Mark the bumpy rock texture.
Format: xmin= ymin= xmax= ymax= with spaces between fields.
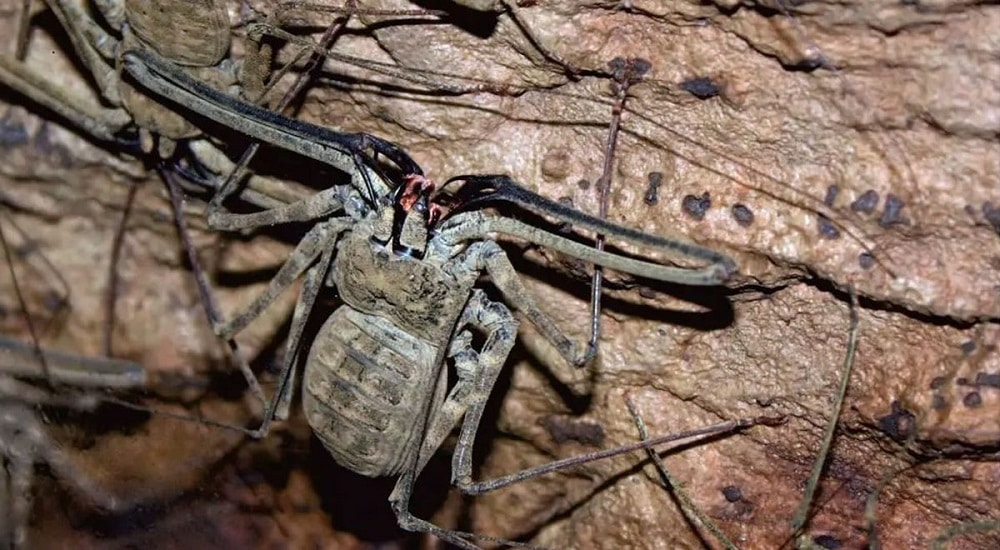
xmin=1 ymin=0 xmax=998 ymax=548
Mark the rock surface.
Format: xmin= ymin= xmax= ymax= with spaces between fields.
xmin=1 ymin=1 xmax=998 ymax=548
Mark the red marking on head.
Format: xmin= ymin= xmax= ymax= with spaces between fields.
xmin=397 ymin=174 xmax=452 ymax=227
xmin=428 ymin=204 xmax=443 ymax=227
xmin=399 ymin=174 xmax=436 ymax=212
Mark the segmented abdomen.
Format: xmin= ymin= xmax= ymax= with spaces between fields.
xmin=303 ymin=307 xmax=446 ymax=478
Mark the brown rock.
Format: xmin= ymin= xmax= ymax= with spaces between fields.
xmin=1 ymin=1 xmax=998 ymax=549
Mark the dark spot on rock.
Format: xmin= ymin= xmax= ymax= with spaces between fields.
xmin=850 ymin=190 xmax=879 ymax=214
xmin=812 ymin=534 xmax=842 ymax=549
xmin=818 ymin=215 xmax=841 ymax=239
xmin=644 ymin=172 xmax=663 ymax=205
xmin=823 ymin=185 xmax=839 ymax=207
xmin=877 ymin=401 xmax=916 ymax=441
xmin=960 ymin=340 xmax=977 ymax=355
xmin=975 ymin=372 xmax=1000 ymax=388
xmin=929 ymin=376 xmax=947 ymax=390
xmin=858 ymin=252 xmax=875 ymax=269
xmin=931 ymin=394 xmax=947 ymax=410
xmin=982 ymin=202 xmax=1000 ymax=235
xmin=0 ymin=112 xmax=29 ymax=148
xmin=607 ymin=57 xmax=651 ymax=80
xmin=372 ymin=105 xmax=395 ymax=124
xmin=956 ymin=377 xmax=969 ymax=386
xmin=632 ymin=58 xmax=653 ymax=76
xmin=540 ymin=416 xmax=605 ymax=447
xmin=152 ymin=209 xmax=171 ymax=224
xmin=680 ymin=77 xmax=720 ymax=99
xmin=963 ymin=391 xmax=982 ymax=408
xmin=721 ymin=485 xmax=742 ymax=502
xmin=577 ymin=179 xmax=590 ymax=190
xmin=785 ymin=56 xmax=825 ymax=72
xmin=41 ymin=290 xmax=67 ymax=314
xmin=31 ymin=123 xmax=74 ymax=167
xmin=731 ymin=204 xmax=754 ymax=227
xmin=681 ymin=192 xmax=711 ymax=221
xmin=608 ymin=58 xmax=651 ymax=94
xmin=879 ymin=194 xmax=908 ymax=227
xmin=12 ymin=240 xmax=36 ymax=260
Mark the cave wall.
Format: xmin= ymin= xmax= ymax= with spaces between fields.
xmin=1 ymin=1 xmax=998 ymax=548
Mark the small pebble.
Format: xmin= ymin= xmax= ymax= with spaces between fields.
xmin=850 ymin=190 xmax=879 ymax=214
xmin=681 ymin=192 xmax=711 ymax=221
xmin=0 ymin=116 xmax=29 ymax=147
xmin=731 ymin=204 xmax=754 ymax=227
xmin=680 ymin=77 xmax=720 ymax=99
xmin=879 ymin=193 xmax=907 ymax=227
xmin=818 ymin=215 xmax=840 ymax=239
xmin=963 ymin=391 xmax=982 ymax=408
xmin=643 ymin=172 xmax=663 ymax=205
xmin=823 ymin=184 xmax=839 ymax=207
xmin=975 ymin=372 xmax=1000 ymax=388
xmin=982 ymin=202 xmax=1000 ymax=235
xmin=960 ymin=340 xmax=976 ymax=355
xmin=42 ymin=291 xmax=67 ymax=314
xmin=813 ymin=534 xmax=842 ymax=550
xmin=877 ymin=401 xmax=915 ymax=441
xmin=721 ymin=485 xmax=743 ymax=502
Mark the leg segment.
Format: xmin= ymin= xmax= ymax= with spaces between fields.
xmin=461 ymin=240 xmax=592 ymax=377
xmin=389 ymin=289 xmax=518 ymax=549
xmin=42 ymin=0 xmax=121 ymax=102
xmin=200 ymin=215 xmax=350 ymax=433
xmin=269 ymin=245 xmax=337 ymax=423
xmin=212 ymin=217 xmax=351 ymax=339
xmin=206 ymin=186 xmax=347 ymax=231
xmin=0 ymin=54 xmax=130 ymax=141
xmin=0 ymin=451 xmax=9 ymax=547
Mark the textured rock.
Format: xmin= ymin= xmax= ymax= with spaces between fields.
xmin=1 ymin=1 xmax=998 ymax=549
